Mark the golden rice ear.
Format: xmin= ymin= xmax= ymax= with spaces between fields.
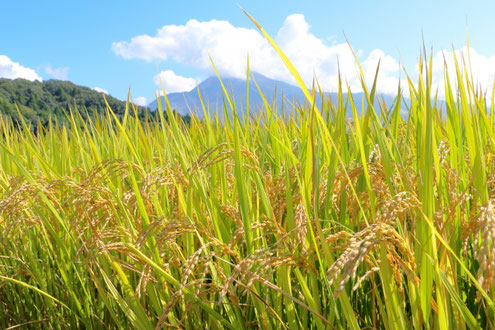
xmin=326 ymin=222 xmax=418 ymax=297
xmin=471 ymin=200 xmax=495 ymax=299
xmin=294 ymin=203 xmax=308 ymax=250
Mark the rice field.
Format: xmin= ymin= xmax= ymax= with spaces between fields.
xmin=1 ymin=16 xmax=495 ymax=329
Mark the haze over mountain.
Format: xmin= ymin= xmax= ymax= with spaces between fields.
xmin=149 ymin=72 xmax=398 ymax=117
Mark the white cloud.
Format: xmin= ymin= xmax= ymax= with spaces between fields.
xmin=428 ymin=47 xmax=495 ymax=99
xmin=132 ymin=96 xmax=147 ymax=106
xmin=92 ymin=86 xmax=108 ymax=94
xmin=154 ymin=70 xmax=198 ymax=93
xmin=0 ymin=55 xmax=42 ymax=81
xmin=45 ymin=65 xmax=70 ymax=80
xmin=112 ymin=15 xmax=401 ymax=94
xmin=113 ymin=15 xmax=495 ymax=98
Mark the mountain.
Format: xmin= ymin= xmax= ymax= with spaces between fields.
xmin=0 ymin=78 xmax=154 ymax=129
xmin=149 ymin=72 xmax=398 ymax=118
xmin=149 ymin=72 xmax=310 ymax=117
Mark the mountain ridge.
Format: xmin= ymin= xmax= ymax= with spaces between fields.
xmin=149 ymin=72 xmax=397 ymax=117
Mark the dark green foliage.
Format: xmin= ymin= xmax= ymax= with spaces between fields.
xmin=0 ymin=78 xmax=154 ymax=129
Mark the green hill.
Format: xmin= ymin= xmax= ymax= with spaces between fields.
xmin=0 ymin=78 xmax=153 ymax=129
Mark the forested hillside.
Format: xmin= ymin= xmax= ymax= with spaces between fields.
xmin=0 ymin=78 xmax=153 ymax=128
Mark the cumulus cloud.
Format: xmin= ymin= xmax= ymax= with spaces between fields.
xmin=428 ymin=47 xmax=495 ymax=99
xmin=154 ymin=70 xmax=199 ymax=93
xmin=112 ymin=14 xmax=400 ymax=94
xmin=132 ymin=97 xmax=147 ymax=106
xmin=113 ymin=14 xmax=495 ymax=97
xmin=45 ymin=65 xmax=70 ymax=80
xmin=92 ymin=86 xmax=108 ymax=94
xmin=0 ymin=55 xmax=42 ymax=81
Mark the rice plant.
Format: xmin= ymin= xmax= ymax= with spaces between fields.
xmin=1 ymin=13 xmax=495 ymax=329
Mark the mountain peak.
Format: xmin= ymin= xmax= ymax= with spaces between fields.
xmin=149 ymin=73 xmax=305 ymax=116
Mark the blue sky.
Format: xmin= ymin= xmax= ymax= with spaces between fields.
xmin=1 ymin=0 xmax=495 ymax=105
